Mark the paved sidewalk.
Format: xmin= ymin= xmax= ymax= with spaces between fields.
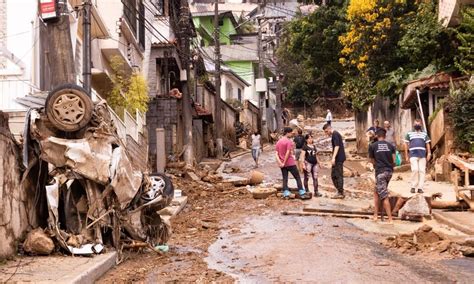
xmin=0 ymin=252 xmax=117 ymax=283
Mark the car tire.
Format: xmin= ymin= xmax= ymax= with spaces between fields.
xmin=45 ymin=84 xmax=93 ymax=132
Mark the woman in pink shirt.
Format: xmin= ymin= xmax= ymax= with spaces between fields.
xmin=275 ymin=127 xmax=308 ymax=199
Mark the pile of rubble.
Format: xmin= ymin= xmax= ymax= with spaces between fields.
xmin=385 ymin=225 xmax=474 ymax=257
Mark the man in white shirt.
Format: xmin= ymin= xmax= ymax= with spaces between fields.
xmin=326 ymin=109 xmax=332 ymax=126
xmin=251 ymin=131 xmax=262 ymax=168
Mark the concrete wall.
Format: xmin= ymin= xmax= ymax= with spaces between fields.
xmin=241 ymin=99 xmax=259 ymax=133
xmin=355 ymin=95 xmax=412 ymax=154
xmin=221 ymin=72 xmax=246 ymax=103
xmin=126 ymin=132 xmax=148 ymax=172
xmin=222 ymin=101 xmax=238 ymax=148
xmin=0 ymin=112 xmax=36 ymax=260
xmin=225 ymin=61 xmax=257 ymax=105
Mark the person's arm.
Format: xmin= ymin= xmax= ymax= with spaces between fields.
xmin=300 ymin=149 xmax=306 ymax=163
xmin=426 ymin=142 xmax=432 ymax=161
xmin=283 ymin=147 xmax=291 ymax=166
xmin=332 ymin=146 xmax=339 ymax=166
xmin=392 ymin=153 xmax=396 ymax=167
xmin=404 ymin=133 xmax=410 ymax=162
xmin=275 ymin=151 xmax=283 ymax=167
xmin=368 ymin=145 xmax=375 ymax=165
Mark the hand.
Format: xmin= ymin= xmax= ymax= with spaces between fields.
xmin=331 ymin=158 xmax=336 ymax=166
xmin=278 ymin=161 xmax=284 ymax=168
xmin=427 ymin=153 xmax=432 ymax=161
xmin=405 ymin=155 xmax=409 ymax=162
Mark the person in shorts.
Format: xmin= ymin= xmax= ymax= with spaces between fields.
xmin=293 ymin=128 xmax=305 ymax=172
xmin=251 ymin=131 xmax=261 ymax=168
xmin=368 ymin=128 xmax=396 ymax=224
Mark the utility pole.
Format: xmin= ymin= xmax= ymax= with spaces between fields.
xmin=180 ymin=0 xmax=194 ymax=166
xmin=257 ymin=0 xmax=268 ymax=140
xmin=39 ymin=0 xmax=76 ymax=90
xmin=83 ymin=0 xmax=92 ymax=95
xmin=214 ymin=0 xmax=223 ymax=158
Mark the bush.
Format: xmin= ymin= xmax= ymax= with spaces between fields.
xmin=445 ymin=84 xmax=474 ymax=153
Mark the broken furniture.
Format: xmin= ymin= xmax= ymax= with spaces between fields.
xmin=448 ymin=154 xmax=474 ymax=211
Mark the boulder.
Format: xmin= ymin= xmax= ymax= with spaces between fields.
xmin=252 ymin=187 xmax=277 ymax=199
xmin=23 ymin=228 xmax=55 ymax=255
xmin=399 ymin=194 xmax=431 ymax=221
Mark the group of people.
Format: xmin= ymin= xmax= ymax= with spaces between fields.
xmin=272 ymin=123 xmax=346 ymax=200
xmin=252 ymin=111 xmax=432 ymax=224
xmin=367 ymin=118 xmax=431 ymax=223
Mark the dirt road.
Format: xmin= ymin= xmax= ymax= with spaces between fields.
xmin=99 ymin=121 xmax=474 ymax=283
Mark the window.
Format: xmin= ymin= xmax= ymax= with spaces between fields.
xmin=226 ymin=82 xmax=233 ymax=100
xmin=237 ymin=88 xmax=242 ymax=102
xmin=138 ymin=0 xmax=145 ymax=49
xmin=150 ymin=0 xmax=164 ymax=15
xmin=124 ymin=0 xmax=137 ymax=37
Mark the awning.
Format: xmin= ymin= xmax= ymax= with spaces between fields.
xmin=401 ymin=73 xmax=469 ymax=109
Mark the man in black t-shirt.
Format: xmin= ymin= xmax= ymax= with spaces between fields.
xmin=323 ymin=123 xmax=346 ymax=199
xmin=368 ymin=129 xmax=396 ymax=224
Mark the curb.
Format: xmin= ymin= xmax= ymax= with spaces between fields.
xmin=432 ymin=212 xmax=474 ymax=235
xmin=70 ymin=252 xmax=118 ymax=284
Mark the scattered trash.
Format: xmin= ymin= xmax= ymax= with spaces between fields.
xmin=154 ymin=244 xmax=170 ymax=253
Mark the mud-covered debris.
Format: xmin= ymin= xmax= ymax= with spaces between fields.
xmin=23 ymin=228 xmax=55 ymax=255
xmin=252 ymin=187 xmax=277 ymax=199
xmin=249 ymin=170 xmax=264 ymax=185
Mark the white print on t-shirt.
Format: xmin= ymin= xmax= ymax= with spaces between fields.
xmin=376 ymin=143 xmax=391 ymax=153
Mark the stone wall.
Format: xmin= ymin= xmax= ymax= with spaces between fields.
xmin=0 ymin=111 xmax=35 ymax=260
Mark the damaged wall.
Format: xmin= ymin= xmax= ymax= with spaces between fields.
xmin=147 ymin=97 xmax=182 ymax=171
xmin=0 ymin=112 xmax=36 ymax=260
xmin=355 ymin=95 xmax=412 ymax=154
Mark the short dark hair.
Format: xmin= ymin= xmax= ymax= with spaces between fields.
xmin=376 ymin=128 xmax=386 ymax=138
xmin=305 ymin=134 xmax=312 ymax=141
xmin=323 ymin=123 xmax=331 ymax=130
xmin=297 ymin=129 xmax=303 ymax=135
xmin=283 ymin=127 xmax=293 ymax=134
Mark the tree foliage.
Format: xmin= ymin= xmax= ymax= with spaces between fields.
xmin=445 ymin=85 xmax=474 ymax=153
xmin=108 ymin=56 xmax=149 ymax=118
xmin=277 ymin=4 xmax=347 ymax=104
xmin=338 ymin=0 xmax=458 ymax=110
xmin=455 ymin=7 xmax=474 ymax=75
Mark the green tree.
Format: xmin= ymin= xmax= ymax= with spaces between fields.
xmin=277 ymin=4 xmax=347 ymax=104
xmin=455 ymin=7 xmax=474 ymax=75
xmin=108 ymin=56 xmax=149 ymax=117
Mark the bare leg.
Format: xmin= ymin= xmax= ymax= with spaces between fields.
xmin=391 ymin=197 xmax=406 ymax=216
xmin=383 ymin=198 xmax=393 ymax=223
xmin=373 ymin=190 xmax=379 ymax=221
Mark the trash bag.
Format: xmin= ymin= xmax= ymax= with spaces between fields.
xmin=395 ymin=150 xmax=402 ymax=167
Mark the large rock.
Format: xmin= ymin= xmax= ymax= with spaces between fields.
xmin=399 ymin=194 xmax=430 ymax=220
xmin=23 ymin=228 xmax=55 ymax=255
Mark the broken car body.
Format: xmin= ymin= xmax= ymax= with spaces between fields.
xmin=22 ymin=84 xmax=173 ymax=257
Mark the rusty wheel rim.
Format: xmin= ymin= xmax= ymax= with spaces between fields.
xmin=51 ymin=93 xmax=86 ymax=125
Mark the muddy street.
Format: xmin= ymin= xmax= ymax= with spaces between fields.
xmin=99 ymin=122 xmax=474 ymax=283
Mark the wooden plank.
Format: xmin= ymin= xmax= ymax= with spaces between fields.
xmin=282 ymin=211 xmax=401 ymax=220
xmin=448 ymin=154 xmax=474 ymax=171
xmin=303 ymin=207 xmax=373 ymax=216
xmin=429 ymin=108 xmax=445 ymax=148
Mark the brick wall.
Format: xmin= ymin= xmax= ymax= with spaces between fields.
xmin=126 ymin=132 xmax=148 ymax=173
xmin=147 ymin=97 xmax=181 ymax=171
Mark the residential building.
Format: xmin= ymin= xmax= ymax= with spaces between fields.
xmin=439 ymin=0 xmax=474 ymax=27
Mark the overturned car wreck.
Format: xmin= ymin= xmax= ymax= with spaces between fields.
xmin=21 ymin=84 xmax=173 ymax=257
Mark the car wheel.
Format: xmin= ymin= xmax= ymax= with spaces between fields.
xmin=45 ymin=84 xmax=93 ymax=132
xmin=142 ymin=173 xmax=174 ymax=206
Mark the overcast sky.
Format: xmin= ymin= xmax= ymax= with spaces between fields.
xmin=5 ymin=0 xmax=37 ymax=75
